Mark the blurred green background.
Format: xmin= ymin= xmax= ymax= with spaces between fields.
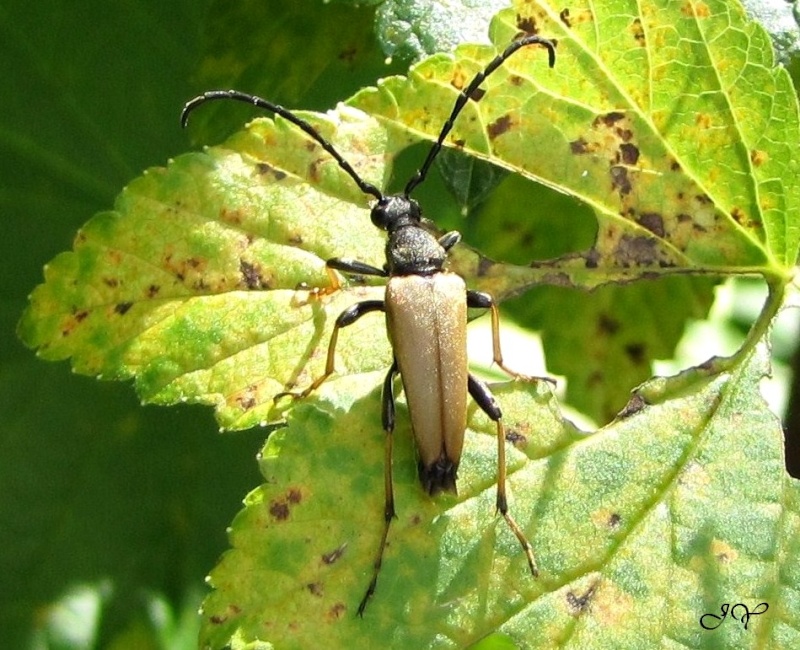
xmin=3 ymin=0 xmax=799 ymax=647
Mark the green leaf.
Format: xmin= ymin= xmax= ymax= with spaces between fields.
xmin=201 ymin=341 xmax=796 ymax=648
xmin=375 ymin=0 xmax=511 ymax=59
xmin=354 ymin=2 xmax=800 ymax=275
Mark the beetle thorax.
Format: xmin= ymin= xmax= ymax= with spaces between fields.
xmin=385 ymin=225 xmax=446 ymax=276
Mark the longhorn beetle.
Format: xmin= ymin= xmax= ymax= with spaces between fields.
xmin=182 ymin=34 xmax=556 ymax=615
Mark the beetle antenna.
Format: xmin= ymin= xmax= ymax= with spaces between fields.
xmin=404 ymin=34 xmax=556 ymax=197
xmin=181 ymin=90 xmax=384 ymax=201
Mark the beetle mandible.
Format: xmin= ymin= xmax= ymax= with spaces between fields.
xmin=182 ymin=34 xmax=556 ymax=614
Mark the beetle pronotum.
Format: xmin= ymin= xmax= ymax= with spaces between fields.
xmin=182 ymin=34 xmax=556 ymax=614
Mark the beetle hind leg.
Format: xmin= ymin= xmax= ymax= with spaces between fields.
xmin=466 ymin=290 xmax=555 ymax=385
xmin=357 ymin=359 xmax=399 ymax=616
xmin=468 ymin=374 xmax=539 ymax=577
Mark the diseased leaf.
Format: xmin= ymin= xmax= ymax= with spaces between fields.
xmin=201 ymin=341 xmax=794 ymax=649
xmin=354 ymin=2 xmax=800 ymax=275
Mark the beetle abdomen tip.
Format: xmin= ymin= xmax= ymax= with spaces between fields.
xmin=419 ymin=458 xmax=459 ymax=495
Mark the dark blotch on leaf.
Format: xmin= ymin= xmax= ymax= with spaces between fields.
xmin=598 ymin=313 xmax=620 ymax=335
xmin=567 ymin=584 xmax=597 ymax=614
xmin=115 ymin=302 xmax=133 ymax=315
xmin=595 ymin=112 xmax=626 ymax=127
xmin=631 ymin=18 xmax=645 ymax=44
xmin=74 ymin=310 xmax=89 ymax=322
xmin=637 ymin=212 xmax=665 ymax=238
xmin=619 ymin=142 xmax=640 ymax=165
xmin=269 ymin=501 xmax=290 ymax=521
xmin=505 ymin=429 xmax=528 ymax=447
xmin=570 ymin=138 xmax=591 ymax=155
xmin=307 ymin=582 xmax=324 ymax=597
xmin=240 ymin=260 xmax=265 ymax=289
xmin=560 ymin=8 xmax=571 ymax=26
xmin=328 ymin=603 xmax=346 ymax=620
xmin=610 ymin=166 xmax=632 ymax=195
xmin=615 ymin=235 xmax=658 ymax=266
xmin=625 ymin=343 xmax=646 ymax=364
xmin=608 ymin=513 xmax=622 ymax=528
xmin=147 ymin=284 xmax=160 ymax=298
xmin=488 ymin=115 xmax=513 ymax=139
xmin=516 ymin=15 xmax=538 ymax=34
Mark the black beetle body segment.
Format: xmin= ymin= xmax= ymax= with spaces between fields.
xmin=181 ymin=32 xmax=556 ymax=616
xmin=386 ymin=272 xmax=468 ymax=495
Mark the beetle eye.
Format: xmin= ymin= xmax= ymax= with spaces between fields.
xmin=370 ymin=198 xmax=391 ymax=230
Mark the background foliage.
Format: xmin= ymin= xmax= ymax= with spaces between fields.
xmin=3 ymin=0 xmax=800 ymax=648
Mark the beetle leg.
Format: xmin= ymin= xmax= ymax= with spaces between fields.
xmin=275 ymin=299 xmax=385 ymax=400
xmin=468 ymin=373 xmax=539 ymax=577
xmin=437 ymin=230 xmax=461 ymax=252
xmin=466 ymin=290 xmax=554 ymax=384
xmin=357 ymin=359 xmax=399 ymax=616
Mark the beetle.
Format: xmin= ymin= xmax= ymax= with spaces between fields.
xmin=181 ymin=34 xmax=556 ymax=614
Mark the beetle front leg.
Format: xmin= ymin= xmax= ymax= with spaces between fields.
xmin=357 ymin=358 xmax=399 ymax=617
xmin=466 ymin=290 xmax=554 ymax=384
xmin=275 ymin=299 xmax=385 ymax=400
xmin=468 ymin=374 xmax=539 ymax=578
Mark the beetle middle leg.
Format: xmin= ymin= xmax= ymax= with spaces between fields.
xmin=467 ymin=290 xmax=554 ymax=384
xmin=357 ymin=358 xmax=399 ymax=616
xmin=468 ymin=374 xmax=539 ymax=577
xmin=276 ymin=299 xmax=385 ymax=400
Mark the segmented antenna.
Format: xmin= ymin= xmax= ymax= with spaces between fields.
xmin=181 ymin=90 xmax=384 ymax=201
xmin=181 ymin=34 xmax=555 ymax=203
xmin=404 ymin=34 xmax=556 ymax=196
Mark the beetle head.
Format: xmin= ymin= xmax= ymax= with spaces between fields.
xmin=371 ymin=195 xmax=421 ymax=233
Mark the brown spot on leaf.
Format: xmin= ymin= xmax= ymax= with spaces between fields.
xmin=619 ymin=143 xmax=640 ymax=165
xmin=559 ymin=8 xmax=571 ymax=26
xmin=567 ymin=583 xmax=598 ymax=614
xmin=240 ymin=260 xmax=265 ymax=289
xmin=695 ymin=113 xmax=713 ymax=129
xmin=750 ymin=150 xmax=768 ymax=166
xmin=637 ymin=212 xmax=665 ymax=237
xmin=625 ymin=343 xmax=646 ymax=364
xmin=488 ymin=115 xmax=513 ymax=139
xmin=615 ymin=234 xmax=659 ymax=266
xmin=610 ymin=166 xmax=632 ymax=195
xmin=608 ymin=513 xmax=622 ymax=528
xmin=516 ymin=15 xmax=538 ymax=34
xmin=74 ymin=310 xmax=89 ymax=323
xmin=595 ymin=112 xmax=626 ymax=128
xmin=103 ymin=277 xmax=119 ymax=288
xmin=631 ymin=18 xmax=645 ymax=45
xmin=598 ymin=313 xmax=620 ymax=335
xmin=327 ymin=603 xmax=346 ymax=621
xmin=508 ymin=74 xmax=523 ymax=86
xmin=269 ymin=501 xmax=290 ymax=520
xmin=147 ymin=284 xmax=160 ymax=298
xmin=570 ymin=138 xmax=593 ymax=155
xmin=307 ymin=582 xmax=324 ymax=597
xmin=115 ymin=302 xmax=133 ymax=315
xmin=505 ymin=429 xmax=528 ymax=448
